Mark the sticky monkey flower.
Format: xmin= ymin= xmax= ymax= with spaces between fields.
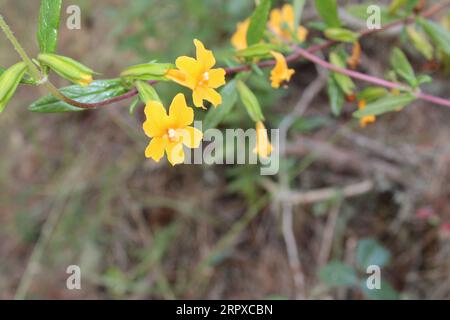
xmin=254 ymin=121 xmax=273 ymax=158
xmin=166 ymin=39 xmax=226 ymax=108
xmin=231 ymin=19 xmax=250 ymax=50
xmin=358 ymin=100 xmax=376 ymax=128
xmin=143 ymin=93 xmax=203 ymax=166
xmin=270 ymin=51 xmax=295 ymax=89
xmin=268 ymin=4 xmax=308 ymax=42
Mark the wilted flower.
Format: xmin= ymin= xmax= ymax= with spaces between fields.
xmin=270 ymin=51 xmax=295 ymax=89
xmin=358 ymin=100 xmax=376 ymax=128
xmin=254 ymin=121 xmax=273 ymax=158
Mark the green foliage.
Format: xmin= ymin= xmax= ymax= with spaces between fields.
xmin=356 ymin=238 xmax=391 ymax=269
xmin=356 ymin=87 xmax=389 ymax=102
xmin=135 ymin=80 xmax=161 ymax=104
xmin=359 ymin=280 xmax=399 ymax=300
xmin=203 ymin=80 xmax=238 ymax=130
xmin=235 ymin=43 xmax=280 ymax=58
xmin=390 ymin=48 xmax=417 ymax=87
xmin=29 ymin=80 xmax=128 ymax=113
xmin=329 ymin=52 xmax=355 ymax=95
xmin=293 ymin=0 xmax=306 ymax=27
xmin=0 ymin=62 xmax=28 ymax=112
xmin=406 ymin=27 xmax=434 ymax=61
xmin=236 ymin=80 xmax=264 ymax=122
xmin=120 ymin=62 xmax=174 ymax=81
xmin=324 ymin=28 xmax=359 ymax=43
xmin=37 ymin=0 xmax=62 ymax=55
xmin=246 ymin=0 xmax=272 ymax=46
xmin=419 ymin=19 xmax=450 ymax=56
xmin=319 ymin=261 xmax=358 ymax=287
xmin=314 ymin=0 xmax=341 ymax=28
xmin=327 ymin=76 xmax=344 ymax=116
xmin=353 ymin=94 xmax=416 ymax=118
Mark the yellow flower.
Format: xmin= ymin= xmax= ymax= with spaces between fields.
xmin=231 ymin=19 xmax=250 ymax=50
xmin=143 ymin=93 xmax=203 ymax=166
xmin=358 ymin=100 xmax=376 ymax=128
xmin=254 ymin=121 xmax=273 ymax=158
xmin=268 ymin=4 xmax=308 ymax=42
xmin=166 ymin=39 xmax=226 ymax=108
xmin=270 ymin=51 xmax=295 ymax=89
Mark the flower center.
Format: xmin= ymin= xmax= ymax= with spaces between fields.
xmin=167 ymin=128 xmax=177 ymax=142
xmin=198 ymin=72 xmax=210 ymax=86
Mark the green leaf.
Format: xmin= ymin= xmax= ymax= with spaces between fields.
xmin=406 ymin=26 xmax=434 ymax=61
xmin=329 ymin=52 xmax=355 ymax=95
xmin=293 ymin=0 xmax=306 ymax=27
xmin=0 ymin=66 xmax=35 ymax=85
xmin=356 ymin=238 xmax=391 ymax=270
xmin=37 ymin=0 xmax=62 ymax=54
xmin=236 ymin=80 xmax=264 ymax=122
xmin=327 ymin=76 xmax=345 ymax=116
xmin=128 ymin=97 xmax=140 ymax=115
xmin=120 ymin=62 xmax=174 ymax=81
xmin=353 ymin=94 xmax=416 ymax=118
xmin=359 ymin=280 xmax=399 ymax=300
xmin=419 ymin=19 xmax=450 ymax=56
xmin=203 ymin=80 xmax=238 ymax=130
xmin=356 ymin=87 xmax=388 ymax=102
xmin=388 ymin=0 xmax=407 ymax=14
xmin=29 ymin=79 xmax=128 ymax=113
xmin=319 ymin=261 xmax=358 ymax=287
xmin=247 ymin=0 xmax=272 ymax=46
xmin=314 ymin=0 xmax=341 ymax=28
xmin=235 ymin=43 xmax=280 ymax=58
xmin=135 ymin=80 xmax=160 ymax=103
xmin=324 ymin=28 xmax=359 ymax=43
xmin=390 ymin=48 xmax=417 ymax=87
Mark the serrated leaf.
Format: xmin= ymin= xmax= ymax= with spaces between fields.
xmin=314 ymin=0 xmax=341 ymax=28
xmin=37 ymin=0 xmax=62 ymax=54
xmin=236 ymin=80 xmax=264 ymax=122
xmin=203 ymin=80 xmax=238 ymax=130
xmin=419 ymin=19 xmax=450 ymax=56
xmin=353 ymin=94 xmax=416 ymax=118
xmin=319 ymin=261 xmax=358 ymax=287
xmin=29 ymin=80 xmax=128 ymax=113
xmin=390 ymin=48 xmax=417 ymax=87
xmin=247 ymin=0 xmax=272 ymax=46
xmin=359 ymin=280 xmax=399 ymax=300
xmin=327 ymin=76 xmax=345 ymax=116
xmin=356 ymin=238 xmax=391 ymax=270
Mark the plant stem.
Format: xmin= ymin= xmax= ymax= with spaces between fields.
xmin=0 ymin=15 xmax=42 ymax=80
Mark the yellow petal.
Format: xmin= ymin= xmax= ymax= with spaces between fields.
xmin=281 ymin=4 xmax=295 ymax=30
xmin=297 ymin=26 xmax=308 ymax=42
xmin=360 ymin=115 xmax=376 ymax=128
xmin=193 ymin=87 xmax=222 ymax=108
xmin=168 ymin=93 xmax=194 ymax=128
xmin=179 ymin=126 xmax=203 ymax=148
xmin=165 ymin=141 xmax=185 ymax=166
xmin=143 ymin=100 xmax=169 ymax=138
xmin=253 ymin=121 xmax=273 ymax=158
xmin=207 ymin=68 xmax=226 ymax=88
xmin=194 ymin=39 xmax=216 ymax=70
xmin=269 ymin=8 xmax=282 ymax=33
xmin=166 ymin=69 xmax=188 ymax=86
xmin=231 ymin=19 xmax=250 ymax=51
xmin=175 ymin=56 xmax=202 ymax=88
xmin=145 ymin=136 xmax=166 ymax=162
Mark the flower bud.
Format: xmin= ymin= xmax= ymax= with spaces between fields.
xmin=38 ymin=53 xmax=94 ymax=87
xmin=135 ymin=80 xmax=160 ymax=104
xmin=0 ymin=62 xmax=27 ymax=112
xmin=120 ymin=63 xmax=174 ymax=81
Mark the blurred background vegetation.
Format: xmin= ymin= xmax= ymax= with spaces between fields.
xmin=0 ymin=0 xmax=449 ymax=299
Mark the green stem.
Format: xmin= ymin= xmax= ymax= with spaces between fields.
xmin=0 ymin=14 xmax=42 ymax=81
